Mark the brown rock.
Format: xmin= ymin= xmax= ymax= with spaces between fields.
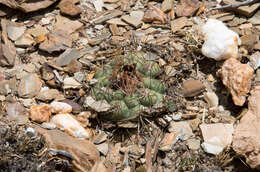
xmin=54 ymin=15 xmax=83 ymax=34
xmin=0 ymin=0 xmax=58 ymax=13
xmin=36 ymin=89 xmax=60 ymax=102
xmin=0 ymin=19 xmax=16 ymax=67
xmin=240 ymin=34 xmax=259 ymax=46
xmin=143 ymin=5 xmax=167 ymax=24
xmin=39 ymin=30 xmax=72 ymax=53
xmin=91 ymin=10 xmax=123 ymax=24
xmin=162 ymin=0 xmax=174 ymax=12
xmin=170 ymin=17 xmax=192 ymax=33
xmin=36 ymin=128 xmax=100 ymax=171
xmin=222 ymin=0 xmax=260 ymax=17
xmin=29 ymin=105 xmax=52 ymax=123
xmin=233 ymin=84 xmax=260 ymax=169
xmin=18 ymin=73 xmax=42 ymax=98
xmin=175 ymin=0 xmax=200 ymax=17
xmin=159 ymin=132 xmax=178 ymax=151
xmin=218 ymin=58 xmax=254 ymax=106
xmin=59 ymin=0 xmax=81 ymax=17
xmin=181 ymin=79 xmax=205 ymax=97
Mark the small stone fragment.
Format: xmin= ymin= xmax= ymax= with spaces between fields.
xmin=18 ymin=73 xmax=42 ymax=98
xmin=63 ymin=77 xmax=82 ymax=89
xmin=41 ymin=122 xmax=56 ymax=130
xmin=168 ymin=121 xmax=194 ymax=140
xmin=181 ymin=79 xmax=205 ymax=97
xmin=121 ymin=11 xmax=144 ymax=28
xmin=170 ymin=17 xmax=192 ymax=33
xmin=143 ymin=5 xmax=167 ymax=24
xmin=6 ymin=102 xmax=28 ymax=124
xmin=36 ymin=89 xmax=60 ymax=102
xmin=218 ymin=58 xmax=254 ymax=106
xmin=159 ymin=132 xmax=178 ymax=151
xmin=240 ymin=34 xmax=259 ymax=46
xmin=187 ymin=138 xmax=200 ymax=150
xmin=50 ymin=113 xmax=91 ymax=139
xmin=50 ymin=101 xmax=72 ymax=114
xmin=96 ymin=143 xmax=109 ymax=155
xmin=39 ymin=30 xmax=72 ymax=53
xmin=0 ymin=78 xmax=16 ymax=95
xmin=249 ymin=52 xmax=260 ymax=70
xmin=84 ymin=96 xmax=111 ymax=112
xmin=55 ymin=48 xmax=81 ymax=67
xmin=14 ymin=33 xmax=35 ymax=48
xmin=162 ymin=0 xmax=173 ymax=12
xmin=59 ymin=0 xmax=81 ymax=17
xmin=204 ymin=92 xmax=219 ymax=107
xmin=201 ymin=19 xmax=241 ymax=61
xmin=175 ymin=0 xmax=200 ymax=17
xmin=200 ymin=123 xmax=234 ymax=155
xmin=7 ymin=25 xmax=26 ymax=41
xmin=29 ymin=105 xmax=52 ymax=123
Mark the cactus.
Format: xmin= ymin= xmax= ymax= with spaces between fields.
xmin=90 ymin=51 xmax=168 ymax=121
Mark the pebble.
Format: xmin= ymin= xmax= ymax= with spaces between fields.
xmin=204 ymin=92 xmax=219 ymax=107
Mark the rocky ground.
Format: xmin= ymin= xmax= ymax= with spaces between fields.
xmin=0 ymin=0 xmax=260 ymax=171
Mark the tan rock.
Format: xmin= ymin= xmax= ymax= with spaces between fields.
xmin=218 ymin=58 xmax=254 ymax=106
xmin=36 ymin=128 xmax=99 ymax=171
xmin=159 ymin=132 xmax=178 ymax=151
xmin=175 ymin=0 xmax=200 ymax=17
xmin=50 ymin=101 xmax=72 ymax=114
xmin=50 ymin=113 xmax=91 ymax=139
xmin=18 ymin=73 xmax=42 ymax=98
xmin=59 ymin=0 xmax=81 ymax=17
xmin=36 ymin=89 xmax=60 ymax=102
xmin=233 ymin=84 xmax=260 ymax=169
xmin=143 ymin=5 xmax=167 ymax=24
xmin=170 ymin=17 xmax=192 ymax=33
xmin=29 ymin=105 xmax=52 ymax=123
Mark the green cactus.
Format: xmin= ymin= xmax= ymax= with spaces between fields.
xmin=90 ymin=51 xmax=169 ymax=121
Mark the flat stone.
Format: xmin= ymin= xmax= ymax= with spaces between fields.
xmin=240 ymin=34 xmax=259 ymax=46
xmin=63 ymin=77 xmax=82 ymax=89
xmin=162 ymin=0 xmax=174 ymax=12
xmin=96 ymin=143 xmax=109 ymax=155
xmin=55 ymin=48 xmax=81 ymax=67
xmin=222 ymin=0 xmax=260 ymax=17
xmin=7 ymin=25 xmax=26 ymax=41
xmin=36 ymin=89 xmax=60 ymax=102
xmin=249 ymin=10 xmax=260 ymax=25
xmin=0 ymin=78 xmax=16 ymax=95
xmin=121 ymin=11 xmax=144 ymax=28
xmin=175 ymin=0 xmax=200 ymax=17
xmin=84 ymin=96 xmax=111 ymax=112
xmin=249 ymin=52 xmax=260 ymax=70
xmin=18 ymin=73 xmax=42 ymax=98
xmin=159 ymin=132 xmax=178 ymax=151
xmin=168 ymin=121 xmax=194 ymax=140
xmin=143 ymin=5 xmax=167 ymax=24
xmin=0 ymin=19 xmax=16 ymax=67
xmin=54 ymin=15 xmax=83 ymax=34
xmin=14 ymin=33 xmax=35 ymax=48
xmin=187 ymin=138 xmax=200 ymax=150
xmin=233 ymin=84 xmax=260 ymax=169
xmin=91 ymin=10 xmax=123 ymax=24
xmin=6 ymin=102 xmax=28 ymax=124
xmin=181 ymin=79 xmax=205 ymax=97
xmin=29 ymin=105 xmax=52 ymax=123
xmin=106 ymin=18 xmax=128 ymax=26
xmin=170 ymin=17 xmax=192 ymax=33
xmin=200 ymin=123 xmax=234 ymax=155
xmin=59 ymin=0 xmax=81 ymax=17
xmin=27 ymin=25 xmax=49 ymax=37
xmin=39 ymin=30 xmax=72 ymax=53
xmin=36 ymin=128 xmax=99 ymax=170
xmin=50 ymin=113 xmax=91 ymax=139
xmin=218 ymin=58 xmax=254 ymax=106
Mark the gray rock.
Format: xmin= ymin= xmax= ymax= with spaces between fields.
xmin=55 ymin=48 xmax=81 ymax=67
xmin=18 ymin=73 xmax=42 ymax=98
xmin=7 ymin=25 xmax=26 ymax=41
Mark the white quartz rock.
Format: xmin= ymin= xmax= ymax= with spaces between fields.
xmin=201 ymin=19 xmax=241 ymax=61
